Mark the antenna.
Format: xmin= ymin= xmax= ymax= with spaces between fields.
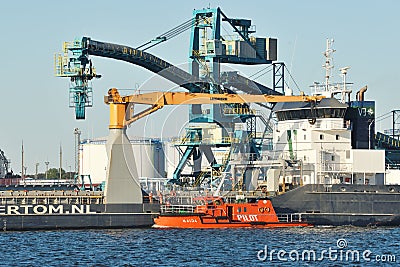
xmin=21 ymin=140 xmax=24 ymax=180
xmin=339 ymin=66 xmax=351 ymax=103
xmin=59 ymin=144 xmax=62 ymax=180
xmin=340 ymin=66 xmax=350 ymax=89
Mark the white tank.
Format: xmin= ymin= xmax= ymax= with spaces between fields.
xmin=80 ymin=137 xmax=165 ymax=185
xmin=131 ymin=139 xmax=165 ymax=178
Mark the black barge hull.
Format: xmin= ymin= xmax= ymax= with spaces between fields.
xmin=0 ymin=213 xmax=154 ymax=231
xmin=271 ymin=184 xmax=400 ymax=226
xmin=0 ymin=202 xmax=159 ymax=231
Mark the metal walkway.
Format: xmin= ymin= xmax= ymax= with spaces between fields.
xmin=375 ymin=132 xmax=400 ymax=150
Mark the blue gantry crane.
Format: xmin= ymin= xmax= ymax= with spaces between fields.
xmin=55 ymin=39 xmax=101 ymax=119
xmin=174 ymin=7 xmax=282 ymax=186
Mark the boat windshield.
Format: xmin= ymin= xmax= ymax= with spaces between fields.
xmin=193 ymin=197 xmax=224 ymax=206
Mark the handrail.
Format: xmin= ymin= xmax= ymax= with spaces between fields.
xmin=161 ymin=204 xmax=196 ymax=213
xmin=277 ymin=213 xmax=303 ymax=222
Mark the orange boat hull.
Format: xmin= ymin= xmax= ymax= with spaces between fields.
xmin=153 ymin=214 xmax=311 ymax=228
xmin=154 ymin=197 xmax=312 ymax=228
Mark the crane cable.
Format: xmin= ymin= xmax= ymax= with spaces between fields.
xmin=136 ymin=17 xmax=196 ymax=51
xmin=252 ymin=68 xmax=272 ymax=81
xmin=248 ymin=65 xmax=272 ymax=79
xmin=159 ymin=18 xmax=195 ymax=39
xmin=284 ymin=65 xmax=301 ymax=93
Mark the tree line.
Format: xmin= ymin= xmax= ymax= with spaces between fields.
xmin=26 ymin=168 xmax=76 ymax=179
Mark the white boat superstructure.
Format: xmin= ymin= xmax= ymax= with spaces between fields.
xmin=272 ymin=99 xmax=385 ymax=188
xmin=266 ymin=38 xmax=385 ymax=192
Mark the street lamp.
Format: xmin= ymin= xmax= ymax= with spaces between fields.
xmin=368 ymin=119 xmax=375 ymax=150
xmin=35 ymin=163 xmax=39 ymax=179
xmin=45 ymin=161 xmax=49 ymax=179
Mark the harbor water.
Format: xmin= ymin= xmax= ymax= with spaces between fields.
xmin=0 ymin=227 xmax=398 ymax=266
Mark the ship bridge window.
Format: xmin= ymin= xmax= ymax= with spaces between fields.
xmin=336 ymin=135 xmax=340 ymax=140
xmin=276 ymin=108 xmax=346 ymax=121
xmin=318 ymin=108 xmax=347 ymax=119
xmin=320 ymin=134 xmax=324 ymax=140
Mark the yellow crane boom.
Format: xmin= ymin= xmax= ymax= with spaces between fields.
xmin=105 ymin=88 xmax=325 ymax=129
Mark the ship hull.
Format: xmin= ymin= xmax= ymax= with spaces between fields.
xmin=271 ymin=184 xmax=400 ymax=226
xmin=0 ymin=213 xmax=154 ymax=231
xmin=0 ymin=203 xmax=159 ymax=231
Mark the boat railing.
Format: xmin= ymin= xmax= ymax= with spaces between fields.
xmin=277 ymin=213 xmax=303 ymax=223
xmin=161 ymin=204 xmax=196 ymax=214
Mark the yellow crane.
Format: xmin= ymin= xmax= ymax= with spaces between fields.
xmin=105 ymin=88 xmax=325 ymax=129
xmin=103 ymin=88 xmax=324 ymax=205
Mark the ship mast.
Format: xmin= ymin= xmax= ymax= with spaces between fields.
xmin=316 ymin=38 xmax=352 ymax=103
xmin=21 ymin=140 xmax=24 ymax=180
xmin=323 ymin=38 xmax=335 ymax=92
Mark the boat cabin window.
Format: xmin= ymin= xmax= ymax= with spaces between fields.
xmin=243 ymin=207 xmax=247 ymax=212
xmin=320 ymin=134 xmax=324 ymax=140
xmin=195 ymin=199 xmax=206 ymax=205
xmin=237 ymin=207 xmax=241 ymax=213
xmin=194 ymin=197 xmax=225 ymax=206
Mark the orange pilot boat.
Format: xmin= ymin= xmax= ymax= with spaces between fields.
xmin=153 ymin=196 xmax=312 ymax=228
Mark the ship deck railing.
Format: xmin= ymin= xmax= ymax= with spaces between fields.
xmin=161 ymin=204 xmax=196 ymax=214
xmin=277 ymin=213 xmax=304 ymax=223
xmin=0 ymin=191 xmax=104 ymax=205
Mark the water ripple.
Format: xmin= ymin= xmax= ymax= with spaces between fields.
xmin=0 ymin=227 xmax=398 ymax=266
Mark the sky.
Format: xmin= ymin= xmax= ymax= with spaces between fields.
xmin=0 ymin=0 xmax=399 ymax=175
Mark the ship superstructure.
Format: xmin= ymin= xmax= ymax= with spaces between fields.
xmin=268 ymin=40 xmax=384 ymax=192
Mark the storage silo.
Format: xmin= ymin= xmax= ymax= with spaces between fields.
xmin=80 ymin=137 xmax=165 ymax=185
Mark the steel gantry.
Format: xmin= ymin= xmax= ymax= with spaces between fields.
xmin=55 ymin=7 xmax=302 ymax=194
